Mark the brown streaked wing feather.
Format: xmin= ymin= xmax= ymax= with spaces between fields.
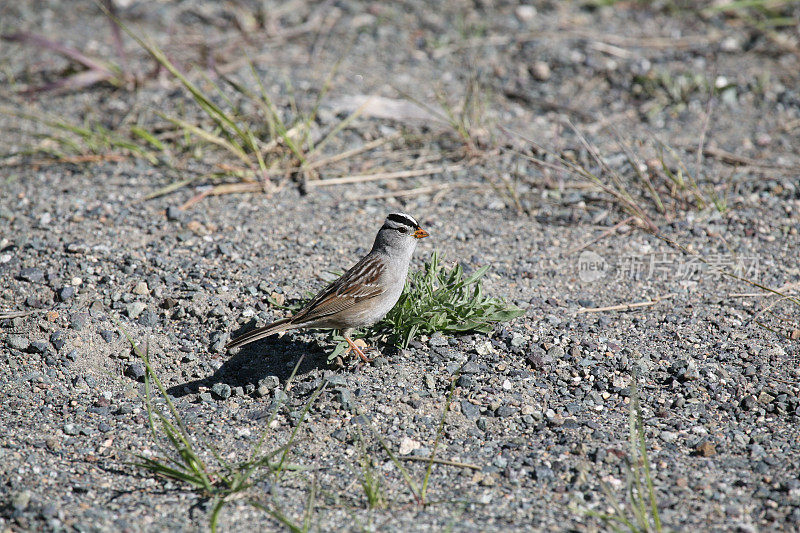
xmin=291 ymin=255 xmax=386 ymax=325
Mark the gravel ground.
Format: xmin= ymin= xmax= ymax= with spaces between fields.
xmin=2 ymin=1 xmax=800 ymax=532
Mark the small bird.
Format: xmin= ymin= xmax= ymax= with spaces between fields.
xmin=225 ymin=213 xmax=429 ymax=361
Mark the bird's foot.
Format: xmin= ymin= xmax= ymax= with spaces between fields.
xmin=343 ymin=337 xmax=373 ymax=363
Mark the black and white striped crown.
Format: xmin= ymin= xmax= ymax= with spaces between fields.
xmin=384 ymin=212 xmax=419 ymax=230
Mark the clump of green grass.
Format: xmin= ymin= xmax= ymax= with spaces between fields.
xmin=354 ymin=429 xmax=387 ymax=509
xmin=119 ymin=326 xmax=323 ymax=532
xmin=582 ymin=374 xmax=662 ymax=533
xmin=0 ymin=106 xmax=164 ymax=164
xmin=377 ymin=251 xmax=525 ymax=349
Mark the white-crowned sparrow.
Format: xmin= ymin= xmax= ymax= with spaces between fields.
xmin=225 ymin=213 xmax=429 ymax=361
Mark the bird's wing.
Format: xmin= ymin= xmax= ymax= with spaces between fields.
xmin=291 ymin=254 xmax=386 ymax=324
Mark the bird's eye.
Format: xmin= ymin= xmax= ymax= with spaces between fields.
xmin=398 ymin=226 xmax=409 ymax=233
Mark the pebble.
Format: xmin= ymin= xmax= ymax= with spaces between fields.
xmin=124 ymin=363 xmax=146 ymax=381
xmin=495 ymin=406 xmax=518 ymax=417
xmin=132 ymin=281 xmax=149 ymax=295
xmin=29 ymin=340 xmax=48 ymax=353
xmin=166 ymin=206 xmax=183 ymax=221
xmin=546 ymin=346 xmax=564 ymax=359
xmin=70 ymin=313 xmax=88 ymax=331
xmin=50 ymin=331 xmax=65 ymax=351
xmin=58 ymin=286 xmax=75 ymax=301
xmin=19 ymin=267 xmax=44 ymax=283
xmin=515 ymin=5 xmax=536 ymax=22
xmin=7 ymin=335 xmax=30 ymax=351
xmin=126 ymin=302 xmax=147 ymax=319
xmin=335 ymin=388 xmax=353 ymax=410
xmin=531 ymin=61 xmax=551 ymax=81
xmin=660 ymin=431 xmax=678 ymax=444
xmin=12 ymin=490 xmax=32 ymax=511
xmin=399 ymin=437 xmax=421 ymax=455
xmin=211 ymin=383 xmax=232 ymax=400
xmin=461 ymin=400 xmax=481 ymax=420
xmin=138 ymin=310 xmax=159 ymax=327
xmin=695 ymin=442 xmax=717 ymax=457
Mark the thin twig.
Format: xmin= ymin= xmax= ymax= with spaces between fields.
xmin=306 ymin=164 xmax=463 ymax=188
xmin=576 ymin=294 xmax=676 ymax=314
xmin=0 ymin=310 xmax=36 ymax=320
xmin=351 ymin=182 xmax=484 ymax=201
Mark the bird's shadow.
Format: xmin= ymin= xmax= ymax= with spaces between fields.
xmin=167 ymin=327 xmax=330 ymax=398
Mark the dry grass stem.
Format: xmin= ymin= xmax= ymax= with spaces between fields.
xmin=576 ymin=294 xmax=676 ymax=314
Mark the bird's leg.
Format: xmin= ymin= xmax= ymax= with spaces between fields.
xmin=343 ymin=335 xmax=372 ymax=363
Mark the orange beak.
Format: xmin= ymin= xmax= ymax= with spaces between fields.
xmin=413 ymin=227 xmax=429 ymax=239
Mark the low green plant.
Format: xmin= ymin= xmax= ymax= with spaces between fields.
xmin=118 ymin=326 xmax=323 ymax=532
xmin=355 ymin=429 xmax=387 ymax=509
xmin=376 ymin=250 xmax=524 ymax=350
xmin=583 ymin=374 xmax=662 ymax=533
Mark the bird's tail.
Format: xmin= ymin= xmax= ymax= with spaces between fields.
xmin=225 ymin=316 xmax=296 ymax=351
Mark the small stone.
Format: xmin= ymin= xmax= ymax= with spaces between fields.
xmin=761 ymin=345 xmax=786 ymax=357
xmin=461 ymin=362 xmax=480 ymax=374
xmin=70 ymin=312 xmax=88 ymax=331
xmin=210 ymin=332 xmax=229 ymax=353
xmin=138 ymin=310 xmax=158 ymax=327
xmin=515 ymin=5 xmax=537 ymax=22
xmin=58 ymin=286 xmax=75 ymax=301
xmin=12 ymin=490 xmax=32 ymax=511
xmin=547 ymin=345 xmax=564 ymax=360
xmin=98 ymin=422 xmax=112 ymax=433
xmin=758 ymin=391 xmax=775 ymax=404
xmin=335 ymin=388 xmax=353 ymax=410
xmin=695 ymin=441 xmax=717 ymax=457
xmin=457 ymin=375 xmax=475 ymax=388
xmin=29 ymin=340 xmax=48 ymax=353
xmin=495 ymin=406 xmax=518 ymax=418
xmin=399 ymin=437 xmax=421 ymax=455
xmin=126 ymin=302 xmax=147 ymax=319
xmin=531 ymin=61 xmax=551 ymax=81
xmin=660 ymin=431 xmax=678 ymax=444
xmin=510 ymin=334 xmax=527 ymax=347
xmin=44 ymin=335 xmax=62 ymax=357
xmin=259 ymin=375 xmax=280 ymax=389
xmin=461 ymin=400 xmax=481 ymax=420
xmin=166 ymin=206 xmax=183 ymax=221
xmin=683 ymin=359 xmax=700 ymax=380
xmin=199 ymin=392 xmax=214 ymax=403
xmin=428 ymin=333 xmax=448 ymax=347
xmin=7 ymin=335 xmax=30 ymax=351
xmin=19 ymin=267 xmax=44 ymax=283
xmin=211 ymin=383 xmax=232 ymax=400
xmin=132 ymin=281 xmax=149 ymax=296
xmin=99 ymin=329 xmax=115 ymax=343
xmin=331 ymin=429 xmax=348 ymax=442
xmin=533 ymin=465 xmax=555 ymax=482
xmin=273 ymin=389 xmax=289 ymax=406
xmin=63 ymin=423 xmax=80 ymax=436
xmin=65 ymin=242 xmax=88 ymax=254
xmin=124 ymin=362 xmax=146 ymax=381
xmin=740 ymin=395 xmax=757 ymax=411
